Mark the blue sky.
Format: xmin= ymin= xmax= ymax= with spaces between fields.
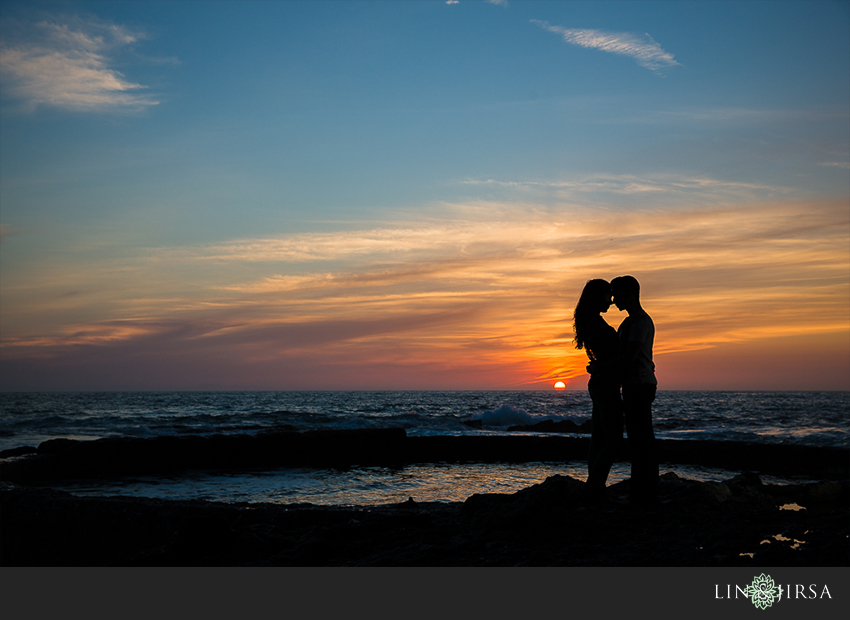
xmin=1 ymin=1 xmax=848 ymax=390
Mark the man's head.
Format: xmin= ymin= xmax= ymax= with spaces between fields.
xmin=611 ymin=275 xmax=640 ymax=311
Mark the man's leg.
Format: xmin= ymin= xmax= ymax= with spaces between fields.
xmin=622 ymin=383 xmax=658 ymax=503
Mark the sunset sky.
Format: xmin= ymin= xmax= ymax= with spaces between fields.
xmin=1 ymin=0 xmax=848 ymax=391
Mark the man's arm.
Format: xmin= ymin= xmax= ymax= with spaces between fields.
xmin=586 ymin=340 xmax=641 ymax=374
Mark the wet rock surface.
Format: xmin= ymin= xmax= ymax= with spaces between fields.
xmin=1 ymin=472 xmax=847 ymax=567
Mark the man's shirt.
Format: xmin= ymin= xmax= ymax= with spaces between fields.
xmin=618 ymin=309 xmax=657 ymax=385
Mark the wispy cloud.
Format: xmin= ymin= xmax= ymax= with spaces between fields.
xmin=531 ymin=20 xmax=680 ymax=73
xmin=0 ymin=17 xmax=159 ymax=112
xmin=460 ymin=173 xmax=786 ymax=205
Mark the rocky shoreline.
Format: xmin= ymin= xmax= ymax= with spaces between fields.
xmin=1 ymin=428 xmax=848 ymax=566
xmin=1 ymin=472 xmax=847 ymax=566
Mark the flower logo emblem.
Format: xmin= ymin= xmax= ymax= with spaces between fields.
xmin=750 ymin=573 xmax=779 ymax=610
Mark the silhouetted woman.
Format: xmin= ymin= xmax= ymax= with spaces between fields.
xmin=574 ymin=279 xmax=623 ymax=502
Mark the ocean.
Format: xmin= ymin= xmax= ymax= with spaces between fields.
xmin=1 ymin=390 xmax=847 ymax=505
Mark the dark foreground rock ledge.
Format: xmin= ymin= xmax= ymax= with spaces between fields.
xmin=1 ymin=473 xmax=847 ymax=566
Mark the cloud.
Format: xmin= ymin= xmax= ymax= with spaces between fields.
xmin=460 ymin=173 xmax=786 ymax=206
xmin=531 ymin=20 xmax=680 ymax=73
xmin=0 ymin=17 xmax=159 ymax=112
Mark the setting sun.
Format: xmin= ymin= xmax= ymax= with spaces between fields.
xmin=554 ymin=381 xmax=566 ymax=390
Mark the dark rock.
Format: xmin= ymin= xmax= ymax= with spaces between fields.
xmin=170 ymin=515 xmax=239 ymax=562
xmin=1 ymin=429 xmax=847 ymax=486
xmin=463 ymin=474 xmax=586 ymax=530
xmin=725 ymin=471 xmax=763 ymax=491
xmin=0 ymin=427 xmax=410 ymax=484
xmin=37 ymin=438 xmax=80 ymax=454
xmin=0 ymin=446 xmax=37 ymax=459
xmin=1 ymin=474 xmax=848 ymax=566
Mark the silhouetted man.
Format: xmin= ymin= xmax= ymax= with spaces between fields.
xmin=588 ymin=275 xmax=658 ymax=505
xmin=611 ymin=275 xmax=658 ymax=505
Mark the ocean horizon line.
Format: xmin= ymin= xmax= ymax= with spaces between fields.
xmin=2 ymin=388 xmax=849 ymax=393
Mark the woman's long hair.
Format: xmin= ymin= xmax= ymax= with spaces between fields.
xmin=573 ymin=279 xmax=611 ymax=354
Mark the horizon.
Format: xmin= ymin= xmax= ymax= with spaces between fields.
xmin=1 ymin=0 xmax=848 ymax=392
xmin=2 ymin=387 xmax=848 ymax=394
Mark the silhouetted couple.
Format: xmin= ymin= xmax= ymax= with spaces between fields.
xmin=573 ymin=275 xmax=658 ymax=506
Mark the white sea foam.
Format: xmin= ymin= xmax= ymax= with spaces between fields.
xmin=479 ymin=404 xmax=535 ymax=427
